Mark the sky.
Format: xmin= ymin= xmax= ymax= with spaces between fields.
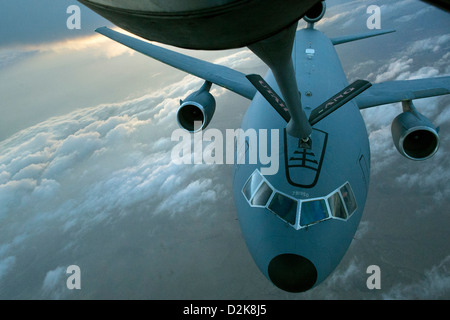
xmin=0 ymin=0 xmax=449 ymax=299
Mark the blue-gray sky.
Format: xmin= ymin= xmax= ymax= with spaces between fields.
xmin=0 ymin=0 xmax=449 ymax=300
xmin=0 ymin=0 xmax=110 ymax=48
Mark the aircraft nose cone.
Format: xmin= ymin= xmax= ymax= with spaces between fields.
xmin=268 ymin=254 xmax=317 ymax=292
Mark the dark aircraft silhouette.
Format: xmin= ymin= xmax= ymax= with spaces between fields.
xmin=78 ymin=0 xmax=322 ymax=49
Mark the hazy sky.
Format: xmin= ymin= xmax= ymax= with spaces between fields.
xmin=0 ymin=0 xmax=110 ymax=48
xmin=0 ymin=0 xmax=449 ymax=300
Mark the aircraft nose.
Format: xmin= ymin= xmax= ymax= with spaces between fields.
xmin=268 ymin=253 xmax=317 ymax=292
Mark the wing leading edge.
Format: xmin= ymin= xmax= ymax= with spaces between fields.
xmin=96 ymin=27 xmax=257 ymax=100
xmin=356 ymin=76 xmax=450 ymax=109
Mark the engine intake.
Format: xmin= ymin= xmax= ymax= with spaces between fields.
xmin=177 ymin=81 xmax=216 ymax=132
xmin=304 ymin=1 xmax=326 ymax=24
xmin=391 ymin=103 xmax=439 ymax=161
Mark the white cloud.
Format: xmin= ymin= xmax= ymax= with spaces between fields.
xmin=0 ymin=49 xmax=36 ymax=69
xmin=12 ymin=163 xmax=47 ymax=181
xmin=0 ymin=83 xmax=216 ymax=296
xmin=0 ymin=65 xmax=232 ymax=277
xmin=361 ymin=103 xmax=401 ymax=130
xmin=355 ymin=220 xmax=370 ymax=239
xmin=436 ymin=103 xmax=450 ymax=125
xmin=325 ymin=258 xmax=361 ymax=289
xmin=23 ymin=29 xmax=136 ymax=59
xmin=382 ymin=255 xmax=450 ymax=299
xmin=213 ymin=49 xmax=258 ymax=70
xmin=41 ymin=266 xmax=66 ymax=299
xmin=0 ymin=256 xmax=16 ymax=281
xmin=0 ymin=171 xmax=11 ymax=185
xmin=32 ymin=179 xmax=61 ymax=200
xmin=0 ymin=179 xmax=37 ymax=219
xmin=374 ymin=57 xmax=413 ymax=83
xmin=155 ymin=178 xmax=223 ymax=217
xmin=315 ymin=7 xmax=357 ymax=29
xmin=367 ymin=33 xmax=449 ymax=84
xmin=407 ymin=34 xmax=450 ymax=56
xmin=396 ymin=66 xmax=440 ymax=81
xmin=396 ymin=164 xmax=450 ymax=189
xmin=393 ymin=6 xmax=433 ymax=23
xmin=380 ymin=0 xmax=416 ymax=15
xmin=366 ymin=126 xmax=398 ymax=175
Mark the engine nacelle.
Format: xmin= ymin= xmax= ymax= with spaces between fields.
xmin=177 ymin=82 xmax=216 ymax=132
xmin=304 ymin=1 xmax=326 ymax=24
xmin=391 ymin=110 xmax=439 ymax=161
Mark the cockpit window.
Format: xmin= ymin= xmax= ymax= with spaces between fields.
xmin=300 ymin=200 xmax=328 ymax=226
xmin=251 ymin=182 xmax=272 ymax=207
xmin=242 ymin=169 xmax=358 ymax=230
xmin=327 ymin=192 xmax=346 ymax=219
xmin=243 ymin=171 xmax=263 ymax=201
xmin=340 ymin=183 xmax=357 ymax=216
xmin=268 ymin=193 xmax=297 ymax=225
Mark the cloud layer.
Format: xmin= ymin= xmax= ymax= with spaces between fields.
xmin=0 ymin=0 xmax=449 ymax=300
xmin=0 ymin=47 xmax=257 ymax=299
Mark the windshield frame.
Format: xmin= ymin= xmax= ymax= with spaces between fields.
xmin=242 ymin=169 xmax=358 ymax=230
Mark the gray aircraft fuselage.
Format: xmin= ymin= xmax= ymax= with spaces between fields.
xmin=232 ymin=26 xmax=370 ymax=292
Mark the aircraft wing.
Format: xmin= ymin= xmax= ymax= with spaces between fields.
xmin=356 ymin=76 xmax=450 ymax=109
xmin=96 ymin=27 xmax=257 ymax=100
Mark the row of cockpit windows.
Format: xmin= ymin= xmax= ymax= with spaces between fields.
xmin=242 ymin=170 xmax=357 ymax=229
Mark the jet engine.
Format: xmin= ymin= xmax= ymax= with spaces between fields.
xmin=304 ymin=1 xmax=326 ymax=24
xmin=177 ymin=81 xmax=216 ymax=132
xmin=391 ymin=101 xmax=439 ymax=160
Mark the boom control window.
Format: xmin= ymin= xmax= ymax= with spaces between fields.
xmin=242 ymin=169 xmax=358 ymax=230
xmin=300 ymin=200 xmax=328 ymax=226
xmin=268 ymin=193 xmax=297 ymax=225
xmin=327 ymin=193 xmax=346 ymax=219
xmin=251 ymin=182 xmax=272 ymax=207
xmin=340 ymin=183 xmax=357 ymax=216
xmin=243 ymin=171 xmax=262 ymax=201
